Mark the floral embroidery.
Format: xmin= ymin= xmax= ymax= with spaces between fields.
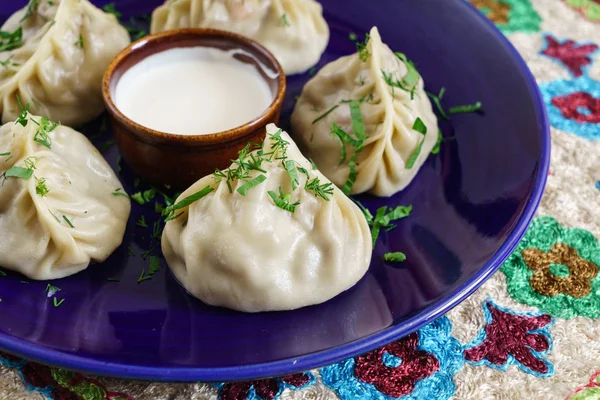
xmin=463 ymin=300 xmax=554 ymax=377
xmin=563 ymin=0 xmax=600 ymax=23
xmin=540 ymin=76 xmax=600 ymax=140
xmin=522 ymin=243 xmax=598 ymax=298
xmin=502 ymin=217 xmax=600 ymax=319
xmin=216 ymin=373 xmax=314 ymax=400
xmin=568 ymin=371 xmax=600 ymax=399
xmin=321 ymin=317 xmax=464 ymax=400
xmin=540 ymin=35 xmax=599 ymax=77
xmin=469 ymin=0 xmax=541 ymax=33
xmin=0 ymin=351 xmax=133 ymax=400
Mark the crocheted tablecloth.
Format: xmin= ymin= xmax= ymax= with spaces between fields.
xmin=2 ymin=0 xmax=600 ymax=399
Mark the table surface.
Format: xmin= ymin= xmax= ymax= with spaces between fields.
xmin=2 ymin=0 xmax=600 ymax=399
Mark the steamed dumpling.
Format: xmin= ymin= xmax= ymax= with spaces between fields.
xmin=0 ymin=113 xmax=131 ymax=280
xmin=291 ymin=27 xmax=439 ymax=197
xmin=0 ymin=0 xmax=131 ymax=125
xmin=161 ymin=124 xmax=372 ymax=312
xmin=151 ymin=0 xmax=329 ymax=75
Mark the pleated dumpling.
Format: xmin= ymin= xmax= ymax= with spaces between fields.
xmin=161 ymin=124 xmax=372 ymax=312
xmin=151 ymin=0 xmax=329 ymax=75
xmin=0 ymin=0 xmax=131 ymax=125
xmin=0 ymin=112 xmax=131 ymax=280
xmin=291 ymin=27 xmax=439 ymax=197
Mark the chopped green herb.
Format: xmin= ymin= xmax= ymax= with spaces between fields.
xmin=0 ymin=152 xmax=9 ymax=157
xmin=143 ymin=187 xmax=157 ymax=202
xmin=405 ymin=118 xmax=427 ymax=169
xmin=355 ymin=33 xmax=371 ymax=62
xmin=127 ymin=246 xmax=135 ymax=257
xmin=24 ymin=157 xmax=37 ymax=170
xmin=35 ymin=177 xmax=49 ymax=197
xmin=309 ymin=158 xmax=318 ymax=171
xmin=102 ymin=2 xmax=122 ymax=18
xmin=4 ymin=165 xmax=33 ymax=180
xmin=304 ymin=177 xmax=334 ymax=200
xmin=75 ymin=34 xmax=84 ymax=49
xmin=136 ymin=215 xmax=148 ymax=228
xmin=0 ymin=27 xmax=23 ymax=52
xmin=140 ymin=248 xmax=153 ymax=260
xmin=125 ymin=16 xmax=148 ymax=41
xmin=378 ymin=205 xmax=412 ymax=227
xmin=268 ymin=187 xmax=300 ymax=213
xmin=283 ymin=160 xmax=300 ymax=191
xmin=112 ymin=188 xmax=129 ymax=198
xmin=394 ymin=52 xmax=420 ymax=90
xmin=137 ymin=269 xmax=152 ymax=283
xmin=384 ymin=252 xmax=407 ymax=263
xmin=154 ymin=202 xmax=164 ymax=214
xmin=152 ymin=220 xmax=162 ymax=239
xmin=163 ymin=185 xmax=214 ymax=222
xmin=308 ymin=67 xmax=316 ymax=76
xmin=131 ymin=192 xmax=145 ymax=205
xmin=45 ymin=283 xmax=58 ymax=293
xmin=53 ymin=297 xmax=64 ymax=307
xmin=20 ymin=0 xmax=38 ymax=22
xmin=355 ymin=200 xmax=374 ymax=224
xmin=0 ymin=55 xmax=14 ymax=69
xmin=431 ymin=129 xmax=443 ymax=155
xmin=0 ymin=270 xmax=6 ymax=276
xmin=280 ymin=13 xmax=290 ymax=27
xmin=237 ymin=174 xmax=267 ymax=196
xmin=349 ymin=100 xmax=366 ymax=141
xmin=31 ymin=116 xmax=57 ymax=149
xmin=426 ymin=89 xmax=450 ymax=120
xmin=312 ymin=104 xmax=339 ymax=125
xmin=116 ymin=154 xmax=122 ymax=173
xmin=148 ymin=256 xmax=161 ymax=275
xmin=62 ymin=215 xmax=74 ymax=228
xmin=15 ymin=95 xmax=29 ymax=127
xmin=349 ymin=33 xmax=357 ymax=41
xmin=449 ymin=101 xmax=483 ymax=115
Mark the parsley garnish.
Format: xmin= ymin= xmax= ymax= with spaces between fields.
xmin=136 ymin=215 xmax=148 ymax=228
xmin=351 ymin=32 xmax=370 ymax=62
xmin=20 ymin=0 xmax=38 ymax=22
xmin=112 ymin=188 xmax=129 ymax=198
xmin=62 ymin=215 xmax=74 ymax=228
xmin=148 ymin=256 xmax=161 ymax=275
xmin=449 ymin=101 xmax=483 ymax=115
xmin=35 ymin=177 xmax=49 ymax=197
xmin=384 ymin=252 xmax=406 ymax=263
xmin=405 ymin=118 xmax=427 ymax=169
xmin=163 ymin=185 xmax=214 ymax=222
xmin=365 ymin=205 xmax=413 ymax=246
xmin=15 ymin=95 xmax=30 ymax=127
xmin=102 ymin=2 xmax=122 ymax=18
xmin=4 ymin=165 xmax=33 ymax=180
xmin=31 ymin=116 xmax=58 ymax=149
xmin=268 ymin=187 xmax=299 ymax=213
xmin=280 ymin=13 xmax=290 ymax=27
xmin=0 ymin=27 xmax=23 ymax=52
xmin=131 ymin=192 xmax=145 ymax=205
xmin=237 ymin=174 xmax=267 ymax=196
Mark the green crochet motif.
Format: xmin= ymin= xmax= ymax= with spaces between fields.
xmin=565 ymin=0 xmax=600 ymax=22
xmin=501 ymin=217 xmax=600 ymax=319
xmin=470 ymin=0 xmax=542 ymax=33
xmin=51 ymin=369 xmax=107 ymax=400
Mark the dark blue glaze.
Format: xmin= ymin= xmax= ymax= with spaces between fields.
xmin=0 ymin=0 xmax=549 ymax=381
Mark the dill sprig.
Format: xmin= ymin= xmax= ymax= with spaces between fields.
xmin=31 ymin=116 xmax=58 ymax=149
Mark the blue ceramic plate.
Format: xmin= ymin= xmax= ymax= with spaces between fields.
xmin=0 ymin=0 xmax=549 ymax=381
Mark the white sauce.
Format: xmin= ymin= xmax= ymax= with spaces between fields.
xmin=115 ymin=47 xmax=274 ymax=135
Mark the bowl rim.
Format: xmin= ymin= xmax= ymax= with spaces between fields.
xmin=102 ymin=28 xmax=287 ymax=146
xmin=0 ymin=1 xmax=551 ymax=383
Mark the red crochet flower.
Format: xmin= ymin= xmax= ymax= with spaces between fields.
xmin=552 ymin=92 xmax=600 ymax=124
xmin=220 ymin=373 xmax=311 ymax=400
xmin=354 ymin=333 xmax=440 ymax=398
xmin=541 ymin=35 xmax=598 ymax=77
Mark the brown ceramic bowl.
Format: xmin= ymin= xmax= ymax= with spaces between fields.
xmin=102 ymin=28 xmax=286 ymax=188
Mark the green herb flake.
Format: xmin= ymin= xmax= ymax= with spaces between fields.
xmin=141 ymin=248 xmax=154 ymax=260
xmin=20 ymin=0 xmax=38 ymax=22
xmin=62 ymin=215 xmax=74 ymax=228
xmin=102 ymin=2 xmax=122 ymax=18
xmin=431 ymin=129 xmax=443 ymax=155
xmin=356 ymin=33 xmax=371 ymax=62
xmin=405 ymin=118 xmax=427 ymax=169
xmin=283 ymin=160 xmax=300 ymax=191
xmin=137 ymin=269 xmax=152 ymax=284
xmin=131 ymin=192 xmax=145 ymax=205
xmin=4 ymin=165 xmax=33 ymax=180
xmin=237 ymin=174 xmax=267 ymax=196
xmin=112 ymin=188 xmax=129 ymax=198
xmin=100 ymin=140 xmax=115 ymax=153
xmin=0 ymin=152 xmax=10 ymax=157
xmin=412 ymin=117 xmax=427 ymax=135
xmin=426 ymin=89 xmax=450 ymax=120
xmin=304 ymin=177 xmax=334 ymax=201
xmin=45 ymin=283 xmax=58 ymax=294
xmin=75 ymin=34 xmax=84 ymax=49
xmin=449 ymin=101 xmax=483 ymax=115
xmin=152 ymin=220 xmax=161 ymax=239
xmin=127 ymin=246 xmax=135 ymax=257
xmin=312 ymin=104 xmax=339 ymax=125
xmin=154 ymin=202 xmax=164 ymax=214
xmin=394 ymin=52 xmax=420 ymax=90
xmin=0 ymin=270 xmax=6 ymax=277
xmin=384 ymin=252 xmax=407 ymax=263
xmin=280 ymin=13 xmax=290 ymax=27
xmin=349 ymin=33 xmax=357 ymax=41
xmin=15 ymin=95 xmax=30 ymax=127
xmin=31 ymin=116 xmax=57 ymax=149
xmin=143 ymin=187 xmax=157 ymax=202
xmin=136 ymin=215 xmax=148 ymax=228
xmin=349 ymin=100 xmax=366 ymax=141
xmin=309 ymin=158 xmax=318 ymax=171
xmin=163 ymin=185 xmax=214 ymax=222
xmin=268 ymin=187 xmax=300 ymax=213
xmin=148 ymin=256 xmax=161 ymax=275
xmin=35 ymin=177 xmax=49 ymax=197
xmin=0 ymin=27 xmax=23 ymax=52
xmin=53 ymin=297 xmax=64 ymax=307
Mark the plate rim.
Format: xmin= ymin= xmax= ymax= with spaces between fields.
xmin=0 ymin=0 xmax=551 ymax=382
